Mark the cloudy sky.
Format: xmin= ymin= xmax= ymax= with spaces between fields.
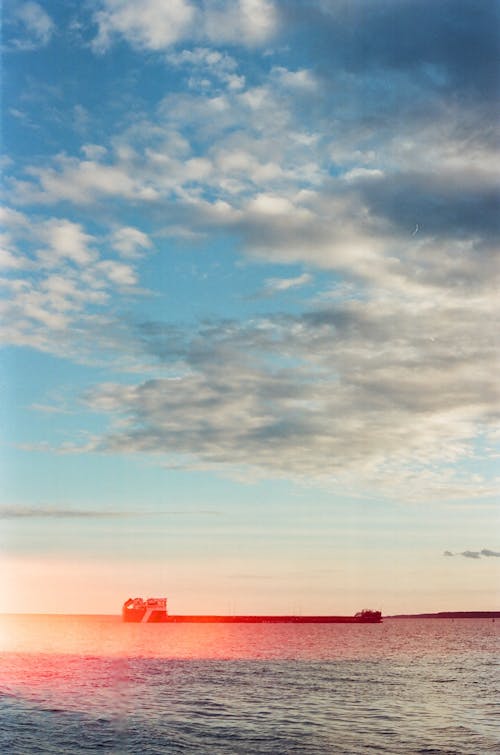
xmin=1 ymin=0 xmax=499 ymax=615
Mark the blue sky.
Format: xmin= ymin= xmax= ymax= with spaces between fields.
xmin=1 ymin=0 xmax=499 ymax=614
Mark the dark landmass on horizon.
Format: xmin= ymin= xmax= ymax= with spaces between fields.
xmin=387 ymin=611 xmax=499 ymax=619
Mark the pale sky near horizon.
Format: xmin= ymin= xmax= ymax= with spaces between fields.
xmin=1 ymin=0 xmax=499 ymax=615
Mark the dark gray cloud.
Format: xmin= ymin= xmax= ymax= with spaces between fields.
xmin=0 ymin=505 xmax=222 ymax=519
xmin=356 ymin=172 xmax=500 ymax=243
xmin=283 ymin=0 xmax=499 ymax=100
xmin=444 ymin=549 xmax=500 ymax=559
xmin=0 ymin=506 xmax=123 ymax=519
xmin=272 ymin=1 xmax=500 ymax=282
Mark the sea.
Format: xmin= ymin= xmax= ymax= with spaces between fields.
xmin=0 ymin=615 xmax=498 ymax=754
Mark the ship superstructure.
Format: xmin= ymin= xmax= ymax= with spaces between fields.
xmin=122 ymin=597 xmax=168 ymax=623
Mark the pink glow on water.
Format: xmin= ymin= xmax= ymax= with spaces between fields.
xmin=1 ymin=613 xmax=498 ymax=662
xmin=2 ymin=614 xmax=388 ymax=660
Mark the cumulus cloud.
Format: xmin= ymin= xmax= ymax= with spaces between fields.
xmin=0 ymin=247 xmax=28 ymax=270
xmin=11 ymin=21 xmax=497 ymax=303
xmin=167 ymin=47 xmax=238 ymax=70
xmin=110 ymin=227 xmax=152 ymax=257
xmin=201 ymin=0 xmax=278 ymax=47
xmin=93 ymin=0 xmax=195 ymax=52
xmin=166 ymin=47 xmax=245 ymax=90
xmin=14 ymin=154 xmax=160 ymax=205
xmin=0 ymin=209 xmax=148 ymax=360
xmin=271 ymin=66 xmax=318 ymax=91
xmin=92 ymin=0 xmax=278 ymax=52
xmin=37 ymin=219 xmax=97 ymax=267
xmin=5 ymin=2 xmax=55 ymax=50
xmin=10 ymin=69 xmax=326 ymax=213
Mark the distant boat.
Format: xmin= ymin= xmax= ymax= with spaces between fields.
xmin=122 ymin=598 xmax=382 ymax=624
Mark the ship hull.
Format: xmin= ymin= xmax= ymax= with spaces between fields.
xmin=122 ymin=608 xmax=169 ymax=622
xmin=123 ymin=614 xmax=382 ymax=624
xmin=167 ymin=615 xmax=381 ymax=623
xmin=122 ymin=598 xmax=382 ymax=623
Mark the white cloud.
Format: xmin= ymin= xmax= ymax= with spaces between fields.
xmin=166 ymin=47 xmax=246 ymax=91
xmin=10 ymin=2 xmax=55 ymax=50
xmin=37 ymin=219 xmax=97 ymax=267
xmin=16 ymin=156 xmax=160 ymax=204
xmin=343 ymin=168 xmax=384 ymax=182
xmin=0 ymin=247 xmax=28 ymax=270
xmin=95 ymin=260 xmax=138 ymax=287
xmin=202 ymin=0 xmax=278 ymax=47
xmin=92 ymin=0 xmax=195 ymax=52
xmin=92 ymin=0 xmax=277 ymax=52
xmin=8 ymin=66 xmax=498 ymax=307
xmin=248 ymin=193 xmax=298 ymax=216
xmin=271 ymin=67 xmax=318 ymax=91
xmin=263 ymin=273 xmax=312 ymax=294
xmin=213 ymin=149 xmax=283 ymax=187
xmin=81 ymin=144 xmax=108 ymax=160
xmin=110 ymin=227 xmax=152 ymax=257
xmin=166 ymin=46 xmax=237 ymax=71
xmin=0 ymin=206 xmax=28 ymax=227
xmin=40 ymin=274 xmax=105 ymax=308
xmin=11 ymin=71 xmax=325 ymax=211
xmin=0 ymin=208 xmax=31 ymax=270
xmin=0 ymin=209 xmax=145 ymax=361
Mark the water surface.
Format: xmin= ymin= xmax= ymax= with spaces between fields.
xmin=1 ymin=615 xmax=498 ymax=753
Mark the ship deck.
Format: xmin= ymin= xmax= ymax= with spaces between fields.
xmin=161 ymin=615 xmax=381 ymax=623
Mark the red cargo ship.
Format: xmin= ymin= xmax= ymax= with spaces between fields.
xmin=122 ymin=598 xmax=382 ymax=624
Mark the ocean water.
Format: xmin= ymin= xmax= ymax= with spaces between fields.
xmin=0 ymin=616 xmax=498 ymax=754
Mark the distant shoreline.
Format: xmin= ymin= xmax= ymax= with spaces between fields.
xmin=387 ymin=611 xmax=499 ymax=619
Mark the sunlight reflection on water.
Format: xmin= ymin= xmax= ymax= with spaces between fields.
xmin=1 ymin=613 xmax=498 ymax=660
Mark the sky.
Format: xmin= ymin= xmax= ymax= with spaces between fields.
xmin=1 ymin=0 xmax=499 ymax=615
